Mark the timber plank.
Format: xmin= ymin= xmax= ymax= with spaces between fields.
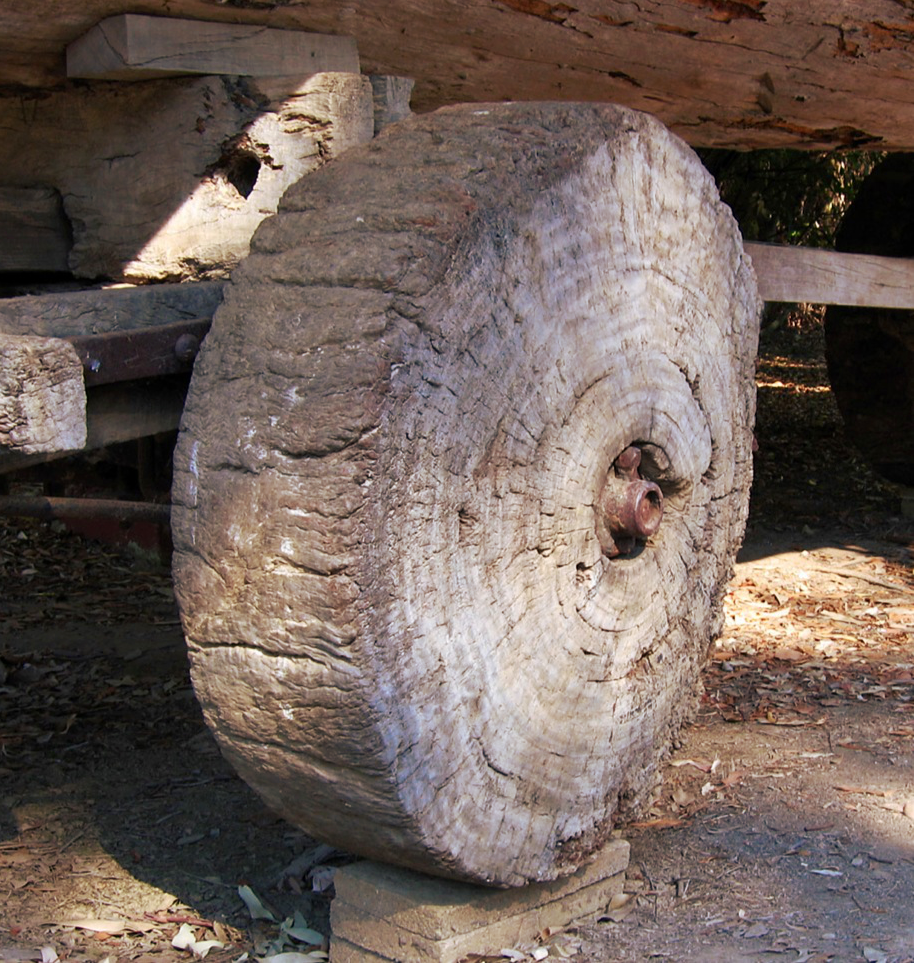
xmin=747 ymin=243 xmax=914 ymax=309
xmin=5 ymin=1 xmax=914 ymax=148
xmin=67 ymin=14 xmax=359 ymax=80
xmin=0 ymin=73 xmax=373 ymax=282
xmin=0 ymin=187 xmax=71 ymax=273
xmin=0 ymin=282 xmax=224 ymax=338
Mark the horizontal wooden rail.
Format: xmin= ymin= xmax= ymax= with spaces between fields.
xmin=746 ymin=242 xmax=914 ymax=309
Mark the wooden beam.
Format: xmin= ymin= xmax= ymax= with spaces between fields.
xmin=0 ymin=333 xmax=86 ymax=454
xmin=0 ymin=0 xmax=903 ymax=148
xmin=0 ymin=285 xmax=218 ymax=463
xmin=0 ymin=375 xmax=192 ymax=474
xmin=746 ymin=243 xmax=914 ymax=309
xmin=67 ymin=14 xmax=359 ymax=81
xmin=0 ymin=281 xmax=224 ymax=338
xmin=369 ymin=75 xmax=414 ymax=135
xmin=0 ymin=187 xmax=71 ymax=273
xmin=0 ymin=73 xmax=373 ymax=282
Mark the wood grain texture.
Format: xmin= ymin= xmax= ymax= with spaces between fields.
xmin=0 ymin=282 xmax=224 ymax=338
xmin=0 ymin=73 xmax=372 ymax=282
xmin=0 ymin=187 xmax=71 ymax=273
xmin=748 ymin=243 xmax=914 ymax=310
xmin=3 ymin=1 xmax=914 ymax=147
xmin=66 ymin=14 xmax=359 ymax=81
xmin=172 ymin=102 xmax=760 ymax=886
xmin=0 ymin=333 xmax=86 ymax=453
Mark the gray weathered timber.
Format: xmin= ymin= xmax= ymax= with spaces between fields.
xmin=3 ymin=1 xmax=914 ymax=148
xmin=172 ymin=102 xmax=761 ymax=887
xmin=0 ymin=282 xmax=224 ymax=338
xmin=369 ymin=75 xmax=414 ymax=135
xmin=747 ymin=243 xmax=914 ymax=310
xmin=0 ymin=334 xmax=86 ymax=454
xmin=66 ymin=14 xmax=359 ymax=81
xmin=0 ymin=284 xmax=221 ymax=463
xmin=0 ymin=72 xmax=372 ymax=281
xmin=0 ymin=187 xmax=71 ymax=273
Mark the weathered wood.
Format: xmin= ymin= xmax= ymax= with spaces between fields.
xmin=369 ymin=75 xmax=414 ymax=135
xmin=0 ymin=281 xmax=224 ymax=338
xmin=85 ymin=377 xmax=189 ymax=449
xmin=5 ymin=2 xmax=914 ymax=148
xmin=0 ymin=187 xmax=71 ymax=273
xmin=66 ymin=14 xmax=359 ymax=81
xmin=0 ymin=375 xmax=191 ymax=474
xmin=0 ymin=333 xmax=86 ymax=454
xmin=172 ymin=102 xmax=760 ymax=886
xmin=0 ymin=72 xmax=373 ymax=281
xmin=747 ymin=243 xmax=914 ymax=310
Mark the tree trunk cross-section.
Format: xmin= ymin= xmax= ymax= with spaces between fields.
xmin=172 ymin=103 xmax=760 ymax=887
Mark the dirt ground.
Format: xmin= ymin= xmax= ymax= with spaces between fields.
xmin=1 ymin=318 xmax=913 ymax=963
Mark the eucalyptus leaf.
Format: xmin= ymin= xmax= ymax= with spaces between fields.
xmin=238 ymin=885 xmax=277 ymax=921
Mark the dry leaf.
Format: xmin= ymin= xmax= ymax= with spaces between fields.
xmin=670 ymin=759 xmax=713 ymax=773
xmin=172 ymin=922 xmax=225 ymax=959
xmin=835 ymin=785 xmax=892 ymax=797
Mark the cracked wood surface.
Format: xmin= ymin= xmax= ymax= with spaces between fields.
xmin=171 ymin=102 xmax=760 ymax=886
xmin=0 ymin=72 xmax=372 ymax=282
xmin=0 ymin=334 xmax=86 ymax=455
xmin=1 ymin=1 xmax=914 ymax=148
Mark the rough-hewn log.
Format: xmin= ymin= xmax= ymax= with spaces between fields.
xmin=748 ymin=243 xmax=914 ymax=310
xmin=824 ymin=154 xmax=914 ymax=487
xmin=0 ymin=333 xmax=86 ymax=454
xmin=0 ymin=281 xmax=224 ymax=338
xmin=3 ymin=2 xmax=914 ymax=148
xmin=0 ymin=187 xmax=71 ymax=273
xmin=67 ymin=14 xmax=359 ymax=81
xmin=172 ymin=102 xmax=760 ymax=887
xmin=0 ymin=72 xmax=373 ymax=281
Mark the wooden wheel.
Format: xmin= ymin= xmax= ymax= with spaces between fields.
xmin=171 ymin=103 xmax=760 ymax=887
xmin=825 ymin=154 xmax=914 ymax=486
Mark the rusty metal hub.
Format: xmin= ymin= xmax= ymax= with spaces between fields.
xmin=596 ymin=445 xmax=663 ymax=558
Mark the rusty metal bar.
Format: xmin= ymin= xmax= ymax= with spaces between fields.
xmin=64 ymin=317 xmax=210 ymax=387
xmin=0 ymin=495 xmax=171 ymax=525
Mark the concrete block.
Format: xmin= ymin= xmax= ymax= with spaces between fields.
xmin=330 ymin=838 xmax=629 ymax=963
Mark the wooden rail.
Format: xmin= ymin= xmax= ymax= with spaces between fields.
xmin=746 ymin=243 xmax=914 ymax=310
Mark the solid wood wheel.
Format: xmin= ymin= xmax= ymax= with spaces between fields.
xmin=825 ymin=154 xmax=914 ymax=486
xmin=171 ymin=103 xmax=760 ymax=887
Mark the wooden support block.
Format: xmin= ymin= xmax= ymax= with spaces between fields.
xmin=747 ymin=241 xmax=914 ymax=309
xmin=0 ymin=187 xmax=71 ymax=273
xmin=369 ymin=75 xmax=414 ymax=135
xmin=67 ymin=14 xmax=359 ymax=81
xmin=329 ymin=839 xmax=629 ymax=963
xmin=0 ymin=333 xmax=86 ymax=454
xmin=0 ymin=281 xmax=224 ymax=338
xmin=0 ymin=73 xmax=373 ymax=282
